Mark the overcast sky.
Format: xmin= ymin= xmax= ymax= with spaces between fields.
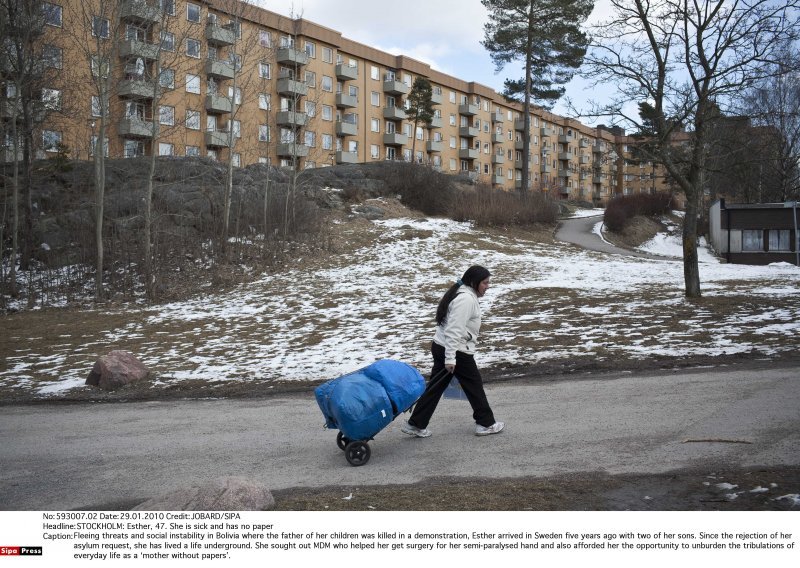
xmin=257 ymin=0 xmax=615 ymax=122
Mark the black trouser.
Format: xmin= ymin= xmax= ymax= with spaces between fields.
xmin=408 ymin=342 xmax=496 ymax=429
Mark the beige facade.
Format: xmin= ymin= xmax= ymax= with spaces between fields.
xmin=2 ymin=0 xmax=675 ymax=203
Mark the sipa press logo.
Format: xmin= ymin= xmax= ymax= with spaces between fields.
xmin=0 ymin=546 xmax=43 ymax=556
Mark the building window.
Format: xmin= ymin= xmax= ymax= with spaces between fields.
xmin=91 ymin=96 xmax=104 ymax=117
xmin=259 ymin=125 xmax=270 ymax=142
xmin=43 ymin=45 xmax=63 ymax=69
xmin=186 ymin=145 xmax=200 ymax=157
xmin=159 ymin=143 xmax=174 ymax=156
xmin=159 ymin=68 xmax=175 ymax=89
xmin=322 ymin=105 xmax=333 ymax=121
xmin=42 ymin=130 xmax=61 ymax=152
xmin=232 ymin=120 xmax=241 ymax=138
xmin=160 ymin=31 xmax=175 ymax=52
xmin=321 ymin=75 xmax=333 ymax=92
xmin=228 ymin=86 xmax=242 ymax=105
xmin=371 ymin=118 xmax=380 ymax=133
xmin=122 ymin=140 xmax=144 ymax=158
xmin=450 ymin=158 xmax=457 ymax=171
xmin=90 ymin=55 xmax=109 ymax=77
xmin=305 ymin=101 xmax=316 ymax=117
xmin=159 ymin=0 xmax=176 ymax=15
xmin=742 ymin=230 xmax=764 ymax=252
xmin=259 ymin=93 xmax=271 ymax=110
xmin=186 ymin=38 xmax=200 ymax=58
xmin=41 ymin=88 xmax=62 ymax=111
xmin=43 ymin=2 xmax=62 ymax=27
xmin=449 ymin=114 xmax=456 ymax=126
xmin=259 ymin=30 xmax=272 ymax=48
xmin=259 ymin=62 xmax=271 ymax=79
xmin=322 ymin=47 xmax=333 ymax=63
xmin=305 ymin=71 xmax=316 ymax=87
xmin=768 ymin=230 xmax=790 ymax=251
xmin=305 ymin=41 xmax=316 ymax=58
xmin=322 ymin=134 xmax=333 ymax=150
xmin=232 ymin=153 xmax=240 ymax=167
xmin=186 ymin=74 xmax=200 ymax=94
xmin=187 ymin=3 xmax=201 ymax=23
xmin=159 ymin=105 xmax=174 ymax=125
xmin=305 ymin=131 xmax=316 ymax=147
xmin=92 ymin=16 xmax=110 ymax=38
xmin=208 ymin=149 xmax=217 ymax=160
xmin=186 ymin=110 xmax=200 ymax=130
xmin=370 ymin=66 xmax=379 ymax=80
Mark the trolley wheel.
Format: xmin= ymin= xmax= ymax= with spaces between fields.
xmin=336 ymin=432 xmax=350 ymax=451
xmin=344 ymin=441 xmax=371 ymax=466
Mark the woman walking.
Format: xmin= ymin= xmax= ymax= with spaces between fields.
xmin=401 ymin=265 xmax=504 ymax=438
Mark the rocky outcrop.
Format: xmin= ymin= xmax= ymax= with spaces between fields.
xmin=86 ymin=350 xmax=150 ymax=390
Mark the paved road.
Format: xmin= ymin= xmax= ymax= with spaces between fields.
xmin=556 ymin=214 xmax=673 ymax=259
xmin=1 ymin=364 xmax=798 ymax=510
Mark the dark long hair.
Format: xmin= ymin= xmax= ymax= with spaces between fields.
xmin=435 ymin=265 xmax=491 ymax=325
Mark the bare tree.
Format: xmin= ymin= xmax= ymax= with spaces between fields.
xmin=582 ymin=0 xmax=800 ymax=297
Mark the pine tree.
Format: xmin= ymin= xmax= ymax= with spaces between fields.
xmin=482 ymin=0 xmax=593 ymax=192
xmin=405 ymin=77 xmax=435 ymax=162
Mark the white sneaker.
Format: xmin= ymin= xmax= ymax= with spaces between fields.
xmin=401 ymin=420 xmax=432 ymax=438
xmin=475 ymin=421 xmax=505 ymax=436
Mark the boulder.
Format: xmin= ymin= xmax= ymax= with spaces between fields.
xmin=132 ymin=477 xmax=275 ymax=511
xmin=86 ymin=350 xmax=150 ymax=390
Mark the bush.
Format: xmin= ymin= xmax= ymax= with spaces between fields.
xmin=452 ymin=184 xmax=559 ymax=227
xmin=383 ymin=162 xmax=455 ymax=216
xmin=603 ymin=192 xmax=676 ymax=232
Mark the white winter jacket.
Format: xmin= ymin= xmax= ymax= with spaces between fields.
xmin=433 ymin=285 xmax=481 ymax=366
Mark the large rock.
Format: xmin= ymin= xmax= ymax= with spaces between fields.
xmin=86 ymin=350 xmax=150 ymax=390
xmin=132 ymin=477 xmax=275 ymax=511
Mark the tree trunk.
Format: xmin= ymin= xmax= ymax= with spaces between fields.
xmin=9 ymin=117 xmax=20 ymax=297
xmin=144 ymin=150 xmax=156 ymax=300
xmin=94 ymin=122 xmax=106 ymax=301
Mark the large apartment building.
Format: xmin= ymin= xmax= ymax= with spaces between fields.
xmin=1 ymin=0 xmax=675 ymax=203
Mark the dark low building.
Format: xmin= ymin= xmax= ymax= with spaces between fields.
xmin=708 ymin=199 xmax=800 ymax=265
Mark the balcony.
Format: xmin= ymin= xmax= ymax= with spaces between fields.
xmin=0 ymin=147 xmax=24 ymax=162
xmin=557 ymin=169 xmax=571 ymax=178
xmin=491 ymin=132 xmax=504 ymax=144
xmin=541 ymin=127 xmax=553 ymax=138
xmin=277 ymin=77 xmax=308 ymax=97
xmin=431 ymin=91 xmax=443 ymax=105
xmin=336 ymin=151 xmax=359 ymax=164
xmin=426 ymin=141 xmax=443 ymax=153
xmin=593 ymin=143 xmax=604 ymax=154
xmin=276 ymin=47 xmax=309 ymax=66
xmin=492 ymin=154 xmax=505 ymax=165
xmin=541 ymin=164 xmax=552 ymax=173
xmin=336 ymin=121 xmax=358 ymax=136
xmin=458 ymin=103 xmax=478 ymax=116
xmin=118 ymin=117 xmax=157 ymax=138
xmin=205 ymin=130 xmax=230 ymax=147
xmin=429 ymin=116 xmax=443 ymax=129
xmin=593 ymin=174 xmax=604 ymax=184
xmin=383 ymin=106 xmax=406 ymax=121
xmin=514 ymin=139 xmax=527 ymax=151
xmin=382 ymin=79 xmax=409 ymax=96
xmin=459 ymin=148 xmax=478 ymax=160
xmin=118 ymin=78 xmax=159 ymax=99
xmin=579 ymin=155 xmax=590 ymax=164
xmin=335 ymin=93 xmax=358 ymax=108
xmin=514 ymin=120 xmax=526 ymax=131
xmin=205 ymin=59 xmax=235 ymax=80
xmin=579 ymin=138 xmax=589 ymax=148
xmin=558 ymin=152 xmax=571 ymax=161
xmin=492 ymin=111 xmax=504 ymax=123
xmin=383 ymin=132 xmax=408 ymax=146
xmin=277 ymin=143 xmax=309 ymax=157
xmin=493 ymin=175 xmax=505 ymax=186
xmin=119 ymin=0 xmax=161 ymax=24
xmin=335 ymin=63 xmax=358 ymax=81
xmin=276 ymin=111 xmax=308 ymax=127
xmin=205 ymin=94 xmax=232 ymax=114
xmin=205 ymin=23 xmax=236 ymax=47
xmin=558 ymin=134 xmax=571 ymax=144
xmin=118 ymin=38 xmax=160 ymax=60
xmin=459 ymin=126 xmax=478 ymax=138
